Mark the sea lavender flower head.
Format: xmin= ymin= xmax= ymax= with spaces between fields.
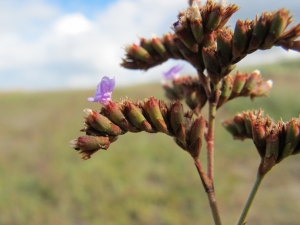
xmin=87 ymin=76 xmax=115 ymax=106
xmin=163 ymin=65 xmax=184 ymax=80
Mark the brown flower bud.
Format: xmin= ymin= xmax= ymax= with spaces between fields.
xmin=222 ymin=119 xmax=240 ymax=138
xmin=170 ymin=101 xmax=186 ymax=145
xmin=144 ymin=97 xmax=169 ymax=134
xmin=252 ymin=120 xmax=267 ymax=157
xmin=151 ymin=35 xmax=167 ymax=56
xmin=240 ymin=70 xmax=261 ymax=96
xmin=172 ymin=18 xmax=198 ymax=52
xmin=206 ymin=5 xmax=222 ymax=32
xmin=229 ymin=72 xmax=247 ymax=99
xmin=202 ymin=46 xmax=221 ymax=84
xmin=187 ymin=116 xmax=206 ymax=159
xmin=84 ymin=109 xmax=122 ymax=136
xmin=233 ymin=113 xmax=246 ymax=134
xmin=123 ymin=102 xmax=153 ymax=132
xmin=263 ymin=9 xmax=290 ymax=49
xmin=186 ymin=1 xmax=204 ymax=43
xmin=248 ymin=13 xmax=269 ymax=51
xmin=140 ymin=37 xmax=155 ymax=53
xmin=103 ymin=101 xmax=137 ymax=133
xmin=69 ymin=136 xmax=110 ymax=160
xmin=281 ymin=119 xmax=300 ymax=159
xmin=217 ymin=75 xmax=232 ymax=108
xmin=162 ymin=33 xmax=182 ymax=59
xmin=232 ymin=20 xmax=254 ymax=61
xmin=217 ymin=29 xmax=233 ymax=68
xmin=126 ymin=44 xmax=152 ymax=62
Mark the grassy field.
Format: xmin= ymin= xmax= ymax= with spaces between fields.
xmin=1 ymin=59 xmax=300 ymax=225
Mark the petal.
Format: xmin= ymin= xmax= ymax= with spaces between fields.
xmin=88 ymin=76 xmax=115 ymax=105
xmin=87 ymin=97 xmax=95 ymax=102
xmin=170 ymin=64 xmax=184 ymax=74
xmin=163 ymin=65 xmax=184 ymax=80
xmin=100 ymin=76 xmax=115 ymax=94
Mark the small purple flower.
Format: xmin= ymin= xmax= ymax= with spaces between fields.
xmin=173 ymin=20 xmax=180 ymax=28
xmin=163 ymin=65 xmax=184 ymax=80
xmin=87 ymin=76 xmax=115 ymax=106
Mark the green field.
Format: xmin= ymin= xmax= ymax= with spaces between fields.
xmin=1 ymin=59 xmax=300 ymax=225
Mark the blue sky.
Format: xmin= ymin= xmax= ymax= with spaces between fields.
xmin=0 ymin=0 xmax=299 ymax=91
xmin=48 ymin=0 xmax=116 ymax=17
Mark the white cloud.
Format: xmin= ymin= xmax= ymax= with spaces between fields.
xmin=54 ymin=14 xmax=93 ymax=36
xmin=0 ymin=0 xmax=299 ymax=91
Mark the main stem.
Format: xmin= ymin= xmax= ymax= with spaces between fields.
xmin=195 ymin=159 xmax=222 ymax=225
xmin=207 ymin=100 xmax=217 ymax=180
xmin=237 ymin=172 xmax=265 ymax=225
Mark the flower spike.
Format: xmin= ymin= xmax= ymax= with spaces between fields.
xmin=162 ymin=65 xmax=184 ymax=80
xmin=87 ymin=76 xmax=115 ymax=106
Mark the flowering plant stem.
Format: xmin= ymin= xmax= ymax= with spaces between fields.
xmin=207 ymin=100 xmax=217 ymax=180
xmin=237 ymin=172 xmax=265 ymax=225
xmin=194 ymin=84 xmax=222 ymax=225
xmin=195 ymin=159 xmax=222 ymax=225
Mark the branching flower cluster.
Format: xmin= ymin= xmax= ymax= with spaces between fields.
xmin=69 ymin=0 xmax=300 ymax=224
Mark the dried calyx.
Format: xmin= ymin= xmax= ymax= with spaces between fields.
xmin=162 ymin=70 xmax=272 ymax=113
xmin=121 ymin=1 xmax=300 ymax=86
xmin=223 ymin=110 xmax=300 ymax=175
xmin=70 ymin=98 xmax=206 ymax=160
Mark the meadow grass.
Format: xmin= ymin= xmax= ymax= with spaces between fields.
xmin=1 ymin=59 xmax=300 ymax=225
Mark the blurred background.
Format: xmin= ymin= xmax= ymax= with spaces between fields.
xmin=1 ymin=0 xmax=300 ymax=224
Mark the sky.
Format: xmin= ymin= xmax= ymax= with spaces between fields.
xmin=0 ymin=0 xmax=299 ymax=91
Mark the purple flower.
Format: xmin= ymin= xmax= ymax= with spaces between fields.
xmin=87 ymin=76 xmax=115 ymax=106
xmin=163 ymin=65 xmax=184 ymax=80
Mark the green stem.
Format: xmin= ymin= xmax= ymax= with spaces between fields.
xmin=237 ymin=173 xmax=265 ymax=225
xmin=207 ymin=102 xmax=215 ymax=180
xmin=195 ymin=159 xmax=222 ymax=225
xmin=207 ymin=93 xmax=217 ymax=180
xmin=207 ymin=190 xmax=222 ymax=225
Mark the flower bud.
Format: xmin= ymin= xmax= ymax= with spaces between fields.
xmin=206 ymin=6 xmax=222 ymax=32
xmin=123 ymin=102 xmax=153 ymax=132
xmin=265 ymin=131 xmax=279 ymax=160
xmin=84 ymin=109 xmax=122 ymax=136
xmin=233 ymin=113 xmax=246 ymax=134
xmin=172 ymin=18 xmax=198 ymax=52
xmin=104 ymin=101 xmax=138 ymax=133
xmin=170 ymin=101 xmax=186 ymax=145
xmin=261 ymin=131 xmax=279 ymax=174
xmin=69 ymin=136 xmax=110 ymax=160
xmin=151 ymin=35 xmax=167 ymax=56
xmin=252 ymin=121 xmax=267 ymax=157
xmin=186 ymin=1 xmax=204 ymax=43
xmin=140 ymin=37 xmax=155 ymax=53
xmin=188 ymin=116 xmax=206 ymax=159
xmin=240 ymin=70 xmax=261 ymax=96
xmin=243 ymin=112 xmax=255 ymax=138
xmin=217 ymin=29 xmax=233 ymax=67
xmin=202 ymin=46 xmax=221 ymax=84
xmin=163 ymin=33 xmax=182 ymax=58
xmin=232 ymin=20 xmax=254 ymax=60
xmin=248 ymin=13 xmax=269 ymax=51
xmin=202 ymin=33 xmax=216 ymax=48
xmin=250 ymin=80 xmax=273 ymax=100
xmin=281 ymin=119 xmax=300 ymax=159
xmin=126 ymin=44 xmax=152 ymax=62
xmin=222 ymin=119 xmax=239 ymax=137
xmin=263 ymin=9 xmax=290 ymax=49
xmin=144 ymin=97 xmax=168 ymax=134
xmin=229 ymin=72 xmax=247 ymax=99
xmin=218 ymin=4 xmax=239 ymax=29
xmin=217 ymin=75 xmax=232 ymax=108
